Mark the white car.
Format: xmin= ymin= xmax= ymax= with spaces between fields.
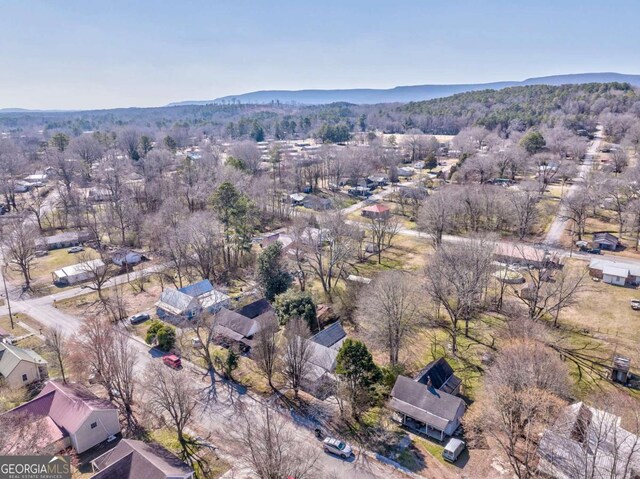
xmin=67 ymin=246 xmax=84 ymax=253
xmin=323 ymin=437 xmax=352 ymax=458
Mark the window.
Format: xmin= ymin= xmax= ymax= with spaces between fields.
xmin=90 ymin=422 xmax=97 ymax=429
xmin=22 ymin=374 xmax=28 ymax=382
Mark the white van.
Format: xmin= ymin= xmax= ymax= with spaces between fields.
xmin=442 ymin=438 xmax=465 ymax=462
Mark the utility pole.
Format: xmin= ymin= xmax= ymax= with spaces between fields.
xmin=2 ymin=264 xmax=14 ymax=329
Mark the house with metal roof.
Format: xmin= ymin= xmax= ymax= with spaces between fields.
xmin=156 ymin=280 xmax=230 ymax=321
xmin=310 ymin=322 xmax=347 ymax=350
xmin=389 ymin=359 xmax=466 ymax=441
xmin=52 ymin=259 xmax=106 ymax=286
xmin=414 ymin=357 xmax=462 ymax=395
xmin=589 ymin=258 xmax=640 ymax=286
xmin=3 ymin=380 xmax=120 ymax=454
xmin=91 ymin=439 xmax=194 ymax=479
xmin=301 ymin=339 xmax=339 ymax=399
xmin=537 ymin=402 xmax=640 ymax=479
xmin=0 ymin=342 xmax=48 ymax=389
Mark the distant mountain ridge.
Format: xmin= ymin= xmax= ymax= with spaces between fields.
xmin=169 ymin=72 xmax=640 ymax=106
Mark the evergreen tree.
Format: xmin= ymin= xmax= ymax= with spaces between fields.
xmin=335 ymin=339 xmax=382 ymax=419
xmin=257 ymin=242 xmax=292 ymax=301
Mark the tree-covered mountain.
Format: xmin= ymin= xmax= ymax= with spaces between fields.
xmin=0 ymin=82 xmax=637 ymax=139
xmin=169 ymin=73 xmax=640 ymax=106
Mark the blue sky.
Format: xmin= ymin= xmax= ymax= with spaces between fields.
xmin=1 ymin=0 xmax=639 ymax=110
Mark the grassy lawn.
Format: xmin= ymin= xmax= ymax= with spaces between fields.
xmin=0 ymin=314 xmax=30 ymax=336
xmin=56 ymin=275 xmax=163 ymax=318
xmin=30 ymin=248 xmax=99 ymax=283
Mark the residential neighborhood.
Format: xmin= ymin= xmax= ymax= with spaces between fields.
xmin=2 ymin=3 xmax=640 ymax=479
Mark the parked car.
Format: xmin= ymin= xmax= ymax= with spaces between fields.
xmin=162 ymin=355 xmax=182 ymax=369
xmin=322 ymin=437 xmax=352 ymax=458
xmin=442 ymin=438 xmax=466 ymax=462
xmin=191 ymin=338 xmax=203 ymax=348
xmin=631 ymin=300 xmax=640 ymax=311
xmin=129 ymin=312 xmax=150 ymax=325
xmin=67 ymin=246 xmax=84 ymax=253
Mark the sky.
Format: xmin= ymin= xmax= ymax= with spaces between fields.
xmin=1 ymin=0 xmax=639 ymax=110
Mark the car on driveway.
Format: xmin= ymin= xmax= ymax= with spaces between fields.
xmin=68 ymin=246 xmax=84 ymax=253
xmin=129 ymin=312 xmax=150 ymax=325
xmin=323 ymin=437 xmax=352 ymax=458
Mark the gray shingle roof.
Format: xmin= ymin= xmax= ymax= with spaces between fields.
xmin=414 ymin=357 xmax=461 ymax=395
xmin=390 ymin=376 xmax=464 ymax=430
xmin=216 ymin=308 xmax=257 ymax=338
xmin=91 ymin=439 xmax=193 ymax=479
xmin=0 ymin=343 xmax=47 ymax=378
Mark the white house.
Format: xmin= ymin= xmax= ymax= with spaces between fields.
xmin=156 ymin=280 xmax=230 ymax=321
xmin=52 ymin=259 xmax=106 ymax=286
xmin=589 ymin=258 xmax=640 ymax=286
xmin=0 ymin=343 xmax=48 ymax=388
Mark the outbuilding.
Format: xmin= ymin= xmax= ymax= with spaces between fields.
xmin=52 ymin=259 xmax=106 ymax=286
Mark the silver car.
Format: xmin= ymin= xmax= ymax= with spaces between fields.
xmin=323 ymin=437 xmax=352 ymax=458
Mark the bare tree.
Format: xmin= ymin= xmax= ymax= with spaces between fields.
xmin=44 ymin=326 xmax=68 ymax=384
xmin=230 ymin=141 xmax=262 ymax=174
xmin=304 ymin=213 xmax=355 ymax=301
xmin=253 ymin=316 xmax=281 ymax=390
xmin=357 ymin=271 xmax=423 ymax=366
xmin=367 ymin=214 xmax=401 ymax=264
xmin=610 ymin=148 xmax=629 ymax=175
xmin=145 ymin=362 xmax=201 ymax=469
xmin=419 ymin=191 xmax=455 ymax=246
xmin=71 ymin=317 xmax=139 ymax=432
xmin=464 ymin=339 xmax=569 ymax=479
xmin=424 ymin=236 xmax=495 ymax=354
xmin=2 ymin=220 xmax=40 ymax=288
xmin=559 ymin=187 xmax=591 ymax=240
xmin=508 ymin=182 xmax=540 ymax=239
xmin=282 ymin=317 xmax=312 ymax=399
xmin=512 ymin=248 xmax=588 ymax=324
xmin=237 ymin=404 xmax=318 ymax=479
xmin=540 ymin=392 xmax=640 ymax=479
xmin=187 ymin=313 xmax=219 ymax=385
xmin=185 ymin=213 xmax=223 ymax=282
xmin=78 ymin=251 xmax=114 ymax=303
xmin=107 ymin=330 xmax=139 ymax=432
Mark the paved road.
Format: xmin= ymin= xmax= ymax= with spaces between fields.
xmin=545 ymin=127 xmax=602 ymax=246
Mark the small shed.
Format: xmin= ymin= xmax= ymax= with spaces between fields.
xmin=611 ymin=355 xmax=630 ymax=385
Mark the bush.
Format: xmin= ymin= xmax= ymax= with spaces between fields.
xmin=145 ymin=320 xmax=176 ymax=352
xmin=274 ymin=290 xmax=317 ymax=331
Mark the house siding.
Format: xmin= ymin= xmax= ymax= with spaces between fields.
xmin=4 ymin=361 xmax=43 ymax=389
xmin=72 ymin=410 xmax=120 ymax=454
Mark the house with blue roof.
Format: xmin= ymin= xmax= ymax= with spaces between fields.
xmin=155 ymin=280 xmax=230 ymax=321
